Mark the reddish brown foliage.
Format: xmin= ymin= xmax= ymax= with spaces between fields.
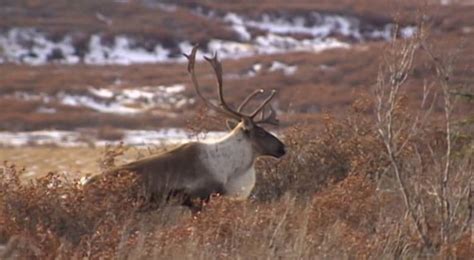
xmin=1 ymin=100 xmax=471 ymax=258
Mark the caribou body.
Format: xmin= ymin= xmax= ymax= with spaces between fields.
xmin=87 ymin=46 xmax=285 ymax=208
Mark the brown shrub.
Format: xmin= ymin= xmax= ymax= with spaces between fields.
xmin=0 ymin=95 xmax=471 ymax=258
xmin=254 ymin=99 xmax=387 ymax=201
xmin=0 ymin=161 xmax=142 ymax=258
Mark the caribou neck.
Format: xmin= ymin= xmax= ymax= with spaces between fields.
xmin=200 ymin=124 xmax=256 ymax=183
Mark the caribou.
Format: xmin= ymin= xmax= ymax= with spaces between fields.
xmin=87 ymin=45 xmax=285 ymax=210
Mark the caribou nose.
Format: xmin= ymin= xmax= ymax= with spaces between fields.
xmin=277 ymin=146 xmax=286 ymax=157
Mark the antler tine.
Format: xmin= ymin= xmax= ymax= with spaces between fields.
xmin=237 ymin=89 xmax=264 ymax=112
xmin=185 ymin=46 xmax=279 ymax=125
xmin=204 ymin=53 xmax=243 ymax=119
xmin=254 ymin=105 xmax=279 ymax=125
xmin=249 ymin=89 xmax=277 ymax=118
xmin=184 ymin=45 xmax=240 ymax=120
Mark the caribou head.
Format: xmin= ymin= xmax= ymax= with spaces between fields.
xmin=184 ymin=45 xmax=285 ymax=159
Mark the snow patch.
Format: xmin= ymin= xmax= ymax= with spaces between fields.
xmin=59 ymin=84 xmax=189 ymax=114
xmin=244 ymin=63 xmax=263 ymax=77
xmin=269 ymin=61 xmax=297 ymax=75
xmin=254 ymin=33 xmax=350 ymax=54
xmin=0 ymin=131 xmax=82 ymax=147
xmin=245 ymin=13 xmax=362 ymax=39
xmin=36 ymin=107 xmax=57 ymax=114
xmin=0 ymin=129 xmax=226 ymax=147
xmin=84 ymin=35 xmax=171 ymax=65
xmin=88 ymin=88 xmax=115 ymax=99
xmin=0 ymin=28 xmax=80 ymax=65
xmin=400 ymin=26 xmax=417 ymax=38
xmin=6 ymin=84 xmax=189 ymax=115
xmin=0 ymin=11 xmax=415 ymax=65
xmin=224 ymin=13 xmax=252 ymax=41
xmin=59 ymin=93 xmax=143 ymax=114
xmin=207 ymin=35 xmax=349 ymax=60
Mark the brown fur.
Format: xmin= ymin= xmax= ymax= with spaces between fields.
xmin=119 ymin=143 xmax=223 ymax=200
xmin=87 ymin=142 xmax=224 ymax=209
xmin=86 ymin=121 xmax=285 ymax=210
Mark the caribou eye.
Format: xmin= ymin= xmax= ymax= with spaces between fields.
xmin=256 ymin=129 xmax=266 ymax=137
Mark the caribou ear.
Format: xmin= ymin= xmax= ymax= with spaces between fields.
xmin=226 ymin=119 xmax=239 ymax=130
xmin=241 ymin=117 xmax=254 ymax=131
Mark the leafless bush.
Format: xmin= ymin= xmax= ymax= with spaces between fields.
xmin=254 ymin=107 xmax=386 ymax=202
xmin=374 ymin=23 xmax=472 ymax=257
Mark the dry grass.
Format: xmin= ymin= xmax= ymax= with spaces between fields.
xmin=0 ymin=147 xmax=101 ymax=180
xmin=0 ymin=145 xmax=173 ymax=181
xmin=1 ymin=90 xmax=471 ymax=259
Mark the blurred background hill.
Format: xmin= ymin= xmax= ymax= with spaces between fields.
xmin=0 ymin=0 xmax=473 ymax=146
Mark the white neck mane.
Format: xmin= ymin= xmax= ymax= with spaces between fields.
xmin=198 ymin=123 xmax=255 ymax=184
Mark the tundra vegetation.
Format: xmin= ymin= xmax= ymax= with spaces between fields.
xmin=0 ymin=7 xmax=473 ymax=260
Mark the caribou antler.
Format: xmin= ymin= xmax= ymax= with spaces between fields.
xmin=184 ymin=45 xmax=279 ymax=125
xmin=237 ymin=89 xmax=279 ymax=125
xmin=237 ymin=89 xmax=264 ymax=112
xmin=203 ymin=53 xmax=244 ymax=120
xmin=249 ymin=89 xmax=276 ymax=118
xmin=184 ymin=45 xmax=240 ymax=120
xmin=254 ymin=105 xmax=279 ymax=125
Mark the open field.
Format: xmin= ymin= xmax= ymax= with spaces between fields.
xmin=0 ymin=147 xmax=101 ymax=179
xmin=0 ymin=0 xmax=473 ymax=259
xmin=0 ymin=144 xmax=183 ymax=181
